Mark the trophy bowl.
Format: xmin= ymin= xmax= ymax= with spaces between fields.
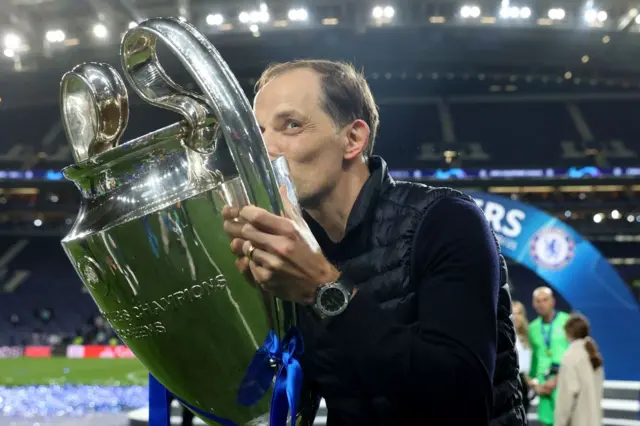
xmin=59 ymin=17 xmax=315 ymax=426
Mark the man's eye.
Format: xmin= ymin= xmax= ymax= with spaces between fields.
xmin=285 ymin=121 xmax=300 ymax=129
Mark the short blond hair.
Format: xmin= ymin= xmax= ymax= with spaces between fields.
xmin=256 ymin=59 xmax=380 ymax=159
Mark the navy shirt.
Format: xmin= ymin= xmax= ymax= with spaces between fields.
xmin=315 ymin=193 xmax=500 ymax=424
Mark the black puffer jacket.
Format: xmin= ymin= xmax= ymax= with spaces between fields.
xmin=297 ymin=156 xmax=526 ymax=425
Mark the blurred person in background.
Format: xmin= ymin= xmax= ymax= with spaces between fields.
xmin=529 ymin=286 xmax=570 ymax=426
xmin=553 ymin=313 xmax=604 ymax=426
xmin=72 ymin=329 xmax=84 ymax=345
xmin=31 ymin=331 xmax=42 ymax=345
xmin=512 ymin=301 xmax=532 ymax=414
xmin=9 ymin=313 xmax=20 ymax=328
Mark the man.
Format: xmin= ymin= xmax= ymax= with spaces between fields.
xmin=528 ymin=286 xmax=570 ymax=426
xmin=223 ymin=60 xmax=525 ymax=425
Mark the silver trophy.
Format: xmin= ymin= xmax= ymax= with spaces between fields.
xmin=60 ymin=17 xmax=318 ymax=426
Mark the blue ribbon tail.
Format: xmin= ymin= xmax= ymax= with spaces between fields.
xmin=269 ymin=328 xmax=304 ymax=426
xmin=237 ymin=330 xmax=281 ymax=406
xmin=286 ymin=356 xmax=303 ymax=424
xmin=148 ymin=374 xmax=170 ymax=426
xmin=270 ymin=364 xmax=289 ymax=426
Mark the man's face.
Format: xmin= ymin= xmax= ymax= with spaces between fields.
xmin=253 ymin=69 xmax=346 ymax=207
xmin=533 ymin=291 xmax=554 ymax=317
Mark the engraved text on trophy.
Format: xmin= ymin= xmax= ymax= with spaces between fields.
xmin=101 ymin=274 xmax=227 ymax=340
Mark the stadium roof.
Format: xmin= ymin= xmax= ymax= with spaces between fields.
xmin=0 ymin=0 xmax=640 ymax=107
xmin=2 ymin=0 xmax=640 ymax=66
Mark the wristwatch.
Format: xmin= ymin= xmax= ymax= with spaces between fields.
xmin=311 ymin=279 xmax=355 ymax=320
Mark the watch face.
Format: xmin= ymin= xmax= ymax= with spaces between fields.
xmin=319 ymin=286 xmax=348 ymax=314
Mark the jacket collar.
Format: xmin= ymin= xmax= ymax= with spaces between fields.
xmin=304 ymin=156 xmax=393 ymax=246
xmin=344 ymin=156 xmax=392 ymax=233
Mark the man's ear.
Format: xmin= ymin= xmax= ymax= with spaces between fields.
xmin=343 ymin=119 xmax=370 ymax=161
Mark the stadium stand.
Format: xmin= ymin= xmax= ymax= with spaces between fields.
xmin=449 ymin=102 xmax=580 ymax=167
xmin=0 ymin=237 xmax=115 ymax=346
xmin=375 ymin=104 xmax=443 ymax=166
xmin=1 ymin=97 xmax=640 ymax=171
xmin=579 ymin=100 xmax=640 ymax=143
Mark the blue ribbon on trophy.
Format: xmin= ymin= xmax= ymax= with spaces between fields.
xmin=148 ymin=327 xmax=304 ymax=426
xmin=237 ymin=327 xmax=304 ymax=426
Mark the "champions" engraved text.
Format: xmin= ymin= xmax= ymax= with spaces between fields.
xmin=100 ymin=275 xmax=226 ymax=340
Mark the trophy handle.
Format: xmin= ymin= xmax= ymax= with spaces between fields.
xmin=60 ymin=63 xmax=129 ymax=163
xmin=120 ymin=17 xmax=284 ymax=216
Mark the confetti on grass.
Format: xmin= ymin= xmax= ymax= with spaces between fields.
xmin=0 ymin=385 xmax=147 ymax=417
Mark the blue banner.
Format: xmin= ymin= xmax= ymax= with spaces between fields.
xmin=469 ymin=192 xmax=640 ymax=381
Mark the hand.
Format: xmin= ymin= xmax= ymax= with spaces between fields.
xmin=534 ymin=385 xmax=548 ymax=395
xmin=543 ymin=376 xmax=557 ymax=392
xmin=525 ymin=376 xmax=535 ymax=388
xmin=222 ymin=190 xmax=340 ymax=305
xmin=535 ymin=380 xmax=555 ymax=396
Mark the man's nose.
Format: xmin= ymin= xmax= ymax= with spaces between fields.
xmin=261 ymin=132 xmax=284 ymax=160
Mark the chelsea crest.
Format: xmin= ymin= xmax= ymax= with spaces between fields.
xmin=529 ymin=227 xmax=576 ymax=270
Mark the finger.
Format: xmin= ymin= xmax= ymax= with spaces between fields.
xmin=242 ymin=239 xmax=254 ymax=258
xmin=235 ymin=257 xmax=257 ymax=287
xmin=248 ymin=246 xmax=285 ymax=271
xmin=223 ymin=218 xmax=246 ymax=240
xmin=242 ymin=239 xmax=286 ymax=266
xmin=239 ymin=206 xmax=296 ymax=236
xmin=222 ymin=206 xmax=240 ymax=220
xmin=235 ymin=256 xmax=249 ymax=272
xmin=230 ymin=238 xmax=246 ymax=257
xmin=241 ymin=223 xmax=294 ymax=257
xmin=249 ymin=260 xmax=273 ymax=284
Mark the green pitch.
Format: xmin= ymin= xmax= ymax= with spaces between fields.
xmin=0 ymin=358 xmax=149 ymax=387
